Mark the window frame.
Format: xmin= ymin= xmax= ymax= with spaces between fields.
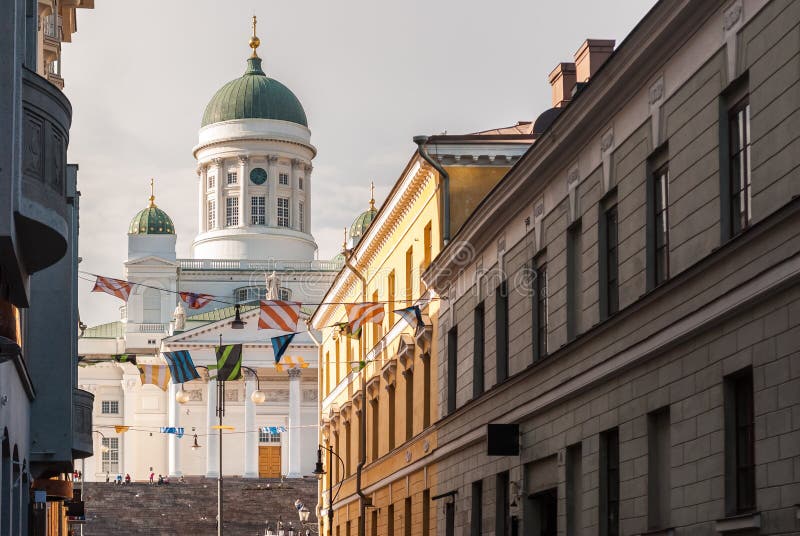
xmin=101 ymin=400 xmax=119 ymax=414
xmin=532 ymin=259 xmax=548 ymax=361
xmin=277 ymin=197 xmax=290 ymax=227
xmin=207 ymin=199 xmax=216 ymax=230
xmin=251 ymin=196 xmax=266 ymax=225
xmin=496 ymin=281 xmax=509 ymax=383
xmin=724 ymin=367 xmax=756 ymax=515
xmin=279 ymin=172 xmax=289 ymax=186
xmin=598 ymin=195 xmax=619 ymax=320
xmin=473 ymin=302 xmax=485 ymax=398
xmin=646 ymin=146 xmax=670 ymax=290
xmin=447 ymin=326 xmax=458 ymax=414
xmin=226 ymin=171 xmax=238 ymax=185
xmin=225 ymin=197 xmax=239 ymax=227
xmin=599 ymin=428 xmax=620 ymax=536
xmin=728 ymin=96 xmax=752 ymax=236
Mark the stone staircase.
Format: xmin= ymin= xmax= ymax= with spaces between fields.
xmin=79 ymin=477 xmax=319 ymax=535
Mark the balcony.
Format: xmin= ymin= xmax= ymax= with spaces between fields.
xmin=178 ymin=258 xmax=343 ymax=272
xmin=72 ymin=388 xmax=94 ymax=459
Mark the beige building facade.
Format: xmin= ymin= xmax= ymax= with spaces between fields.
xmin=425 ymin=1 xmax=800 ymax=535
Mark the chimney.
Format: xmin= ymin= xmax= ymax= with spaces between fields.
xmin=549 ymin=62 xmax=576 ymax=108
xmin=574 ymin=39 xmax=615 ymax=83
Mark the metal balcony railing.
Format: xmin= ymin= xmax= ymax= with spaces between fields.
xmin=130 ymin=323 xmax=168 ymax=333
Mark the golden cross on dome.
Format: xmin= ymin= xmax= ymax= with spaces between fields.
xmin=149 ymin=178 xmax=156 ymax=208
xmin=342 ymin=227 xmax=348 ymax=252
xmin=369 ymin=181 xmax=375 ymax=210
xmin=249 ymin=15 xmax=261 ymax=58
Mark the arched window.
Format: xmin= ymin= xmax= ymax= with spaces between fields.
xmin=142 ymin=288 xmax=161 ymax=323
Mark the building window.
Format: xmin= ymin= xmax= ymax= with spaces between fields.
xmin=370 ymin=398 xmax=379 ymax=461
xmin=404 ymin=497 xmax=412 ymax=536
xmin=279 ymin=172 xmax=289 ymax=185
xmin=388 ymin=384 xmax=396 ymax=451
xmin=648 ymin=153 xmax=670 ymax=289
xmin=101 ymin=400 xmax=119 ymax=414
xmin=101 ymin=437 xmax=119 ymax=473
xmin=647 ymin=407 xmax=671 ymax=530
xmin=725 ymin=368 xmax=755 ymax=515
xmin=566 ymin=223 xmax=581 ymax=341
xmin=422 ymin=489 xmax=430 ymax=535
xmin=299 ymin=201 xmax=305 ymax=232
xmin=447 ymin=327 xmax=458 ymax=414
xmin=473 ymin=302 xmax=485 ymax=398
xmin=496 ymin=471 xmax=509 ymax=536
xmin=471 ymin=480 xmax=483 ymax=536
xmin=371 ymin=509 xmax=378 ymax=536
xmin=533 ymin=261 xmax=548 ymax=360
xmin=600 ymin=428 xmax=619 ymax=536
xmin=299 ymin=176 xmax=304 ymax=190
xmin=225 ymin=197 xmax=239 ymax=227
xmin=529 ymin=489 xmax=558 ymax=536
xmin=496 ymin=281 xmax=509 ymax=383
xmin=445 ymin=501 xmax=455 ymax=536
xmin=277 ymin=197 xmax=290 ymax=227
xmin=422 ymin=352 xmax=431 ymax=429
xmin=344 ymin=421 xmax=351 ymax=477
xmin=388 ymin=504 xmax=395 ymax=535
xmin=566 ymin=443 xmax=583 ymax=536
xmin=258 ymin=429 xmax=281 ymax=443
xmin=251 ymin=196 xmax=266 ymax=225
xmin=729 ymin=97 xmax=751 ymax=235
xmin=404 ymin=368 xmax=413 ymax=441
xmin=600 ymin=202 xmax=619 ymax=319
xmin=208 ymin=175 xmax=216 ymax=189
xmin=388 ymin=270 xmax=396 ymax=326
xmin=207 ymin=199 xmax=216 ymax=230
xmin=227 ymin=171 xmax=237 ymax=185
xmin=405 ymin=247 xmax=413 ymax=306
xmin=423 ymin=221 xmax=432 ymax=268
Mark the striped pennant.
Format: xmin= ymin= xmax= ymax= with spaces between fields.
xmin=138 ymin=365 xmax=171 ymax=391
xmin=258 ymin=300 xmax=301 ymax=331
xmin=216 ymin=344 xmax=243 ymax=381
xmin=92 ymin=276 xmax=133 ymax=302
xmin=179 ymin=292 xmax=214 ymax=310
xmin=163 ymin=350 xmax=201 ymax=384
xmin=271 ymin=333 xmax=297 ymax=364
xmin=159 ymin=427 xmax=185 ymax=439
xmin=345 ymin=302 xmax=385 ymax=333
xmin=395 ymin=305 xmax=424 ymax=330
xmin=333 ymin=322 xmax=361 ymax=339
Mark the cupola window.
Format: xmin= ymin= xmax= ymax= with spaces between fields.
xmin=299 ymin=177 xmax=304 ymax=190
xmin=208 ymin=175 xmax=216 ymax=189
xmin=226 ymin=197 xmax=239 ymax=227
xmin=277 ymin=197 xmax=290 ymax=227
xmin=279 ymin=172 xmax=289 ymax=186
xmin=227 ymin=171 xmax=238 ymax=185
xmin=251 ymin=196 xmax=266 ymax=225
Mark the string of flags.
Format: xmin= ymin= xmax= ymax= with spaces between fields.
xmin=159 ymin=427 xmax=185 ymax=438
xmin=261 ymin=426 xmax=287 ymax=434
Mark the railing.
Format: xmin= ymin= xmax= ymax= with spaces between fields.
xmin=43 ymin=14 xmax=62 ymax=41
xmin=178 ymin=258 xmax=343 ymax=272
xmin=130 ymin=323 xmax=168 ymax=333
xmin=72 ymin=388 xmax=94 ymax=459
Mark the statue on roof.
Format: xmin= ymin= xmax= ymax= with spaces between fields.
xmin=266 ymin=271 xmax=280 ymax=300
xmin=173 ymin=302 xmax=186 ymax=331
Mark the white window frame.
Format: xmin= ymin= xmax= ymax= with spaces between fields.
xmin=277 ymin=197 xmax=290 ymax=227
xmin=279 ymin=172 xmax=289 ymax=186
xmin=208 ymin=175 xmax=216 ymax=189
xmin=298 ymin=176 xmax=304 ymax=190
xmin=226 ymin=197 xmax=239 ymax=227
xmin=251 ymin=196 xmax=266 ymax=225
xmin=101 ymin=400 xmax=119 ymax=414
xmin=259 ymin=429 xmax=282 ymax=443
xmin=299 ymin=201 xmax=305 ymax=232
xmin=101 ymin=437 xmax=119 ymax=473
xmin=207 ymin=199 xmax=216 ymax=230
xmin=227 ymin=171 xmax=238 ymax=185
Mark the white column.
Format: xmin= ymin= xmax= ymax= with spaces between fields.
xmin=243 ymin=379 xmax=258 ymax=478
xmin=304 ymin=163 xmax=312 ymax=235
xmin=239 ymin=155 xmax=249 ymax=227
xmin=213 ymin=158 xmax=223 ymax=229
xmin=121 ymin=374 xmax=138 ymax=477
xmin=290 ymin=158 xmax=300 ymax=230
xmin=267 ymin=155 xmax=278 ymax=226
xmin=287 ymin=368 xmax=302 ymax=478
xmin=206 ymin=378 xmax=219 ymax=477
xmin=198 ymin=165 xmax=207 ymax=233
xmin=167 ymin=381 xmax=181 ymax=477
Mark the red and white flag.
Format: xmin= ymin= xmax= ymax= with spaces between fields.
xmin=91 ymin=276 xmax=133 ymax=302
xmin=258 ymin=300 xmax=301 ymax=331
xmin=345 ymin=302 xmax=385 ymax=333
xmin=179 ymin=292 xmax=214 ymax=310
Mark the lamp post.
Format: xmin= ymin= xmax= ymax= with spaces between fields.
xmin=298 ymin=504 xmax=317 ymax=535
xmin=313 ymin=444 xmax=345 ymax=536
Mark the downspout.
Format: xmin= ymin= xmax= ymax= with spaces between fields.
xmin=414 ymin=136 xmax=450 ymax=246
xmin=343 ymin=251 xmax=369 ymax=536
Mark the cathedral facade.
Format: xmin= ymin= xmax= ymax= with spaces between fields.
xmin=77 ymin=21 xmax=341 ymax=482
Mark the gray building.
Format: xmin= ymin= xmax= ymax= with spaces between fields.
xmin=424 ymin=1 xmax=799 ymax=534
xmin=1 ymin=0 xmax=93 ymax=533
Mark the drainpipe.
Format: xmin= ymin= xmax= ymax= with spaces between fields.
xmin=343 ymin=251 xmax=369 ymax=536
xmin=414 ymin=135 xmax=450 ymax=246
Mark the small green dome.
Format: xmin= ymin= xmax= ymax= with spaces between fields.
xmin=201 ymin=57 xmax=308 ymax=127
xmin=129 ymin=204 xmax=175 ymax=235
xmin=350 ymin=207 xmax=377 ymax=242
xmin=331 ymin=252 xmax=346 ymax=264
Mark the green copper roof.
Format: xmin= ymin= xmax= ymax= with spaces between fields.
xmin=350 ymin=207 xmax=377 ymax=241
xmin=201 ymin=57 xmax=308 ymax=127
xmin=129 ymin=205 xmax=175 ymax=235
xmin=81 ymin=321 xmax=124 ymax=339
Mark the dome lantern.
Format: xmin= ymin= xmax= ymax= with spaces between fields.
xmin=128 ymin=179 xmax=175 ymax=235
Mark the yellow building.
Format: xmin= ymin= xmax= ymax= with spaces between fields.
xmin=311 ymin=124 xmax=533 ymax=536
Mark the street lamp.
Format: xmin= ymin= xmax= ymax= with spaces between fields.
xmin=241 ymin=365 xmax=266 ymax=403
xmin=230 ymin=304 xmax=246 ymax=329
xmin=312 ymin=444 xmax=345 ymax=536
xmin=191 ymin=434 xmax=202 ymax=451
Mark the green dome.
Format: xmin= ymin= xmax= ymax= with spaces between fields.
xmin=350 ymin=207 xmax=377 ymax=242
xmin=129 ymin=204 xmax=175 ymax=235
xmin=201 ymin=57 xmax=308 ymax=127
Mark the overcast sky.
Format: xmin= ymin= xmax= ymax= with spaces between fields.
xmin=66 ymin=0 xmax=656 ymax=327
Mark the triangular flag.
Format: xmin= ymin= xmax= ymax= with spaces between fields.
xmin=138 ymin=365 xmax=171 ymax=391
xmin=334 ymin=322 xmax=362 ymax=340
xmin=215 ymin=344 xmax=243 ymax=381
xmin=91 ymin=276 xmax=133 ymax=302
xmin=258 ymin=300 xmax=302 ymax=331
xmin=163 ymin=350 xmax=201 ymax=383
xmin=179 ymin=292 xmax=214 ymax=310
xmin=344 ymin=303 xmax=385 ymax=333
xmin=271 ymin=333 xmax=297 ymax=364
xmin=351 ymin=360 xmax=367 ymax=372
xmin=395 ymin=305 xmax=424 ymax=330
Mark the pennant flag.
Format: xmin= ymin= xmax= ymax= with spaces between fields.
xmin=333 ymin=322 xmax=362 ymax=340
xmin=395 ymin=305 xmax=424 ymax=330
xmin=159 ymin=427 xmax=185 ymax=439
xmin=261 ymin=426 xmax=287 ymax=434
xmin=112 ymin=354 xmax=137 ymax=366
xmin=345 ymin=303 xmax=385 ymax=333
xmin=114 ymin=426 xmax=130 ymax=434
xmin=163 ymin=350 xmax=201 ymax=384
xmin=296 ymin=357 xmax=310 ymax=369
xmin=138 ymin=365 xmax=171 ymax=391
xmin=350 ymin=360 xmax=367 ymax=372
xmin=258 ymin=300 xmax=302 ymax=331
xmin=91 ymin=276 xmax=133 ymax=302
xmin=271 ymin=333 xmax=297 ymax=364
xmin=216 ymin=344 xmax=243 ymax=381
xmin=179 ymin=292 xmax=214 ymax=310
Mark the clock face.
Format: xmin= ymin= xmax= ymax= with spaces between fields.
xmin=250 ymin=167 xmax=267 ymax=185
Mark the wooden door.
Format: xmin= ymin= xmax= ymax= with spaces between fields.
xmin=258 ymin=445 xmax=281 ymax=478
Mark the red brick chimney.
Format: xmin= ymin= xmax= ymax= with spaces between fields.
xmin=574 ymin=39 xmax=615 ymax=83
xmin=549 ymin=62 xmax=576 ymax=108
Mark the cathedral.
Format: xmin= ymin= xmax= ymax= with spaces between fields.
xmin=77 ymin=19 xmax=358 ymax=482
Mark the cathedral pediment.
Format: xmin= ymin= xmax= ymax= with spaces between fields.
xmin=124 ymin=255 xmax=180 ymax=268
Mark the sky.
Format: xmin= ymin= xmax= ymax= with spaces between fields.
xmin=65 ymin=0 xmax=656 ymax=327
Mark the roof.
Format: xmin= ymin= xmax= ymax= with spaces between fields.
xmin=82 ymin=321 xmax=124 ymax=339
xmin=349 ymin=207 xmax=377 ymax=242
xmin=201 ymin=57 xmax=308 ymax=127
xmin=469 ymin=121 xmax=534 ymax=136
xmin=129 ymin=205 xmax=175 ymax=235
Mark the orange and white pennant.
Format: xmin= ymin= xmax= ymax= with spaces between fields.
xmin=258 ymin=300 xmax=301 ymax=331
xmin=344 ymin=302 xmax=385 ymax=333
xmin=92 ymin=276 xmax=133 ymax=302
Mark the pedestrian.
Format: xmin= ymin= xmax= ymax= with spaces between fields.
xmin=157 ymin=474 xmax=164 ymax=485
xmin=105 ymin=473 xmax=110 ymax=483
xmin=149 ymin=471 xmax=155 ymax=485
xmin=116 ymin=474 xmax=122 ymax=485
xmin=124 ymin=473 xmax=131 ymax=485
